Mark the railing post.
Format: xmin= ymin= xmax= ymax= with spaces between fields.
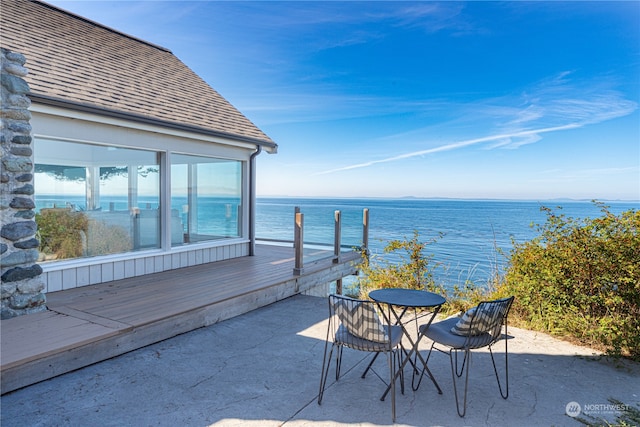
xmin=333 ymin=210 xmax=341 ymax=263
xmin=362 ymin=208 xmax=369 ymax=257
xmin=294 ymin=207 xmax=304 ymax=275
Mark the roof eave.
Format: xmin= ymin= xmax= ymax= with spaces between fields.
xmin=29 ymin=93 xmax=278 ymax=153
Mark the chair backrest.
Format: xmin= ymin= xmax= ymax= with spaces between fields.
xmin=328 ymin=294 xmax=390 ymax=344
xmin=464 ymin=296 xmax=514 ymax=348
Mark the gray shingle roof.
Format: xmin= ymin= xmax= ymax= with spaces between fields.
xmin=1 ymin=0 xmax=276 ymax=148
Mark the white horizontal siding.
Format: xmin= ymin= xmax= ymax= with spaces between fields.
xmin=42 ymin=242 xmax=250 ymax=293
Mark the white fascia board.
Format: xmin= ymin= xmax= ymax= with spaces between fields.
xmin=29 ymin=103 xmax=271 ymax=153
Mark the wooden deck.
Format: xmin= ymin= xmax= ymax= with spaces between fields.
xmin=0 ymin=244 xmax=362 ymax=394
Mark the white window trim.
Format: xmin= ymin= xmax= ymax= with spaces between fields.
xmin=30 ymin=104 xmax=258 ymax=290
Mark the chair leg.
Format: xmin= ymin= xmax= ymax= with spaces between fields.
xmin=413 ymin=342 xmax=443 ymax=394
xmin=397 ymin=349 xmax=405 ymax=395
xmin=449 ymin=349 xmax=471 ymax=417
xmin=382 ymin=349 xmax=404 ymax=398
xmin=362 ymin=352 xmax=380 ymax=379
xmin=335 ymin=345 xmax=343 ymax=380
xmin=318 ymin=342 xmax=336 ymax=405
xmin=365 ymin=350 xmax=404 ymax=397
xmin=489 ymin=337 xmax=509 ymax=399
xmin=388 ymin=348 xmax=396 ymax=422
xmin=452 ymin=347 xmax=469 ymax=377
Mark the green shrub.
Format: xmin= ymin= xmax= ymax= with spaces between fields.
xmin=356 ymin=230 xmax=445 ymax=297
xmin=354 ymin=230 xmax=496 ymax=315
xmin=496 ymin=202 xmax=640 ymax=360
xmin=37 ymin=209 xmax=134 ymax=260
xmin=36 ymin=209 xmax=88 ymax=259
xmin=353 ymin=203 xmax=639 ymax=360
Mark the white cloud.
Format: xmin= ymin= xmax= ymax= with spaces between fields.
xmin=314 ymin=72 xmax=637 ymax=175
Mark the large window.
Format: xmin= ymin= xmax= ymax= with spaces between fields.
xmin=33 ymin=139 xmax=245 ymax=262
xmin=34 ymin=139 xmax=160 ymax=261
xmin=171 ymin=154 xmax=243 ymax=244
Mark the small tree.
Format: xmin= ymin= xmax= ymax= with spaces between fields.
xmin=496 ymin=202 xmax=640 ymax=360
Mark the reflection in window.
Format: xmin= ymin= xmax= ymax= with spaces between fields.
xmin=171 ymin=154 xmax=243 ymax=244
xmin=34 ymin=139 xmax=160 ymax=261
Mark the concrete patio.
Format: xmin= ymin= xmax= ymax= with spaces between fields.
xmin=1 ymin=294 xmax=638 ymax=426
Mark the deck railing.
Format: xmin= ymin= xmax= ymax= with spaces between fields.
xmin=256 ymin=206 xmax=369 ymax=283
xmin=293 ymin=206 xmax=369 ymax=277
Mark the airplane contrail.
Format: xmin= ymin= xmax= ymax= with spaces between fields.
xmin=313 ymin=122 xmax=582 ymax=176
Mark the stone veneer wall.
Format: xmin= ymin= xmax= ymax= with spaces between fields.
xmin=1 ymin=48 xmax=46 ymax=318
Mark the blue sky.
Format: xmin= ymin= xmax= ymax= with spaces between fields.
xmin=47 ymin=1 xmax=639 ymax=200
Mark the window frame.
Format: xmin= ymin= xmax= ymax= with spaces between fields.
xmin=31 ymin=121 xmax=251 ymax=266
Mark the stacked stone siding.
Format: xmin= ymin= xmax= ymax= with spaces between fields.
xmin=1 ymin=47 xmax=46 ymax=318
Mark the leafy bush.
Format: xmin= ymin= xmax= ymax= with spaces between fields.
xmin=356 ymin=230 xmax=446 ymax=298
xmin=353 ymin=202 xmax=639 ymax=360
xmin=496 ymin=202 xmax=640 ymax=360
xmin=37 ymin=209 xmax=134 ymax=260
xmin=354 ymin=230 xmax=495 ymax=315
xmin=36 ymin=209 xmax=88 ymax=259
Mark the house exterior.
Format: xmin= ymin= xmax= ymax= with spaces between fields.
xmin=1 ymin=0 xmax=277 ymax=316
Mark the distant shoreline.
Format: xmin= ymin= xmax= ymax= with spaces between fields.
xmin=257 ymin=195 xmax=640 ymax=203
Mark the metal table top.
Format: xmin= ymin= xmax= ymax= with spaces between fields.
xmin=369 ymin=288 xmax=446 ymax=308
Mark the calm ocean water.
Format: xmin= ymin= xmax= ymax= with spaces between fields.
xmin=35 ymin=194 xmax=638 ymax=290
xmin=255 ymin=197 xmax=639 ymax=290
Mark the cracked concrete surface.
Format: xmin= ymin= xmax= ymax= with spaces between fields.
xmin=1 ymin=295 xmax=638 ymax=426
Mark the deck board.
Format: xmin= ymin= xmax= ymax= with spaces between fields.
xmin=0 ymin=310 xmax=126 ymax=369
xmin=1 ymin=244 xmax=361 ymax=394
xmin=46 ymin=246 xmax=303 ymax=325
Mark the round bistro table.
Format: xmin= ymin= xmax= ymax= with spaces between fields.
xmin=369 ymin=288 xmax=446 ymax=396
